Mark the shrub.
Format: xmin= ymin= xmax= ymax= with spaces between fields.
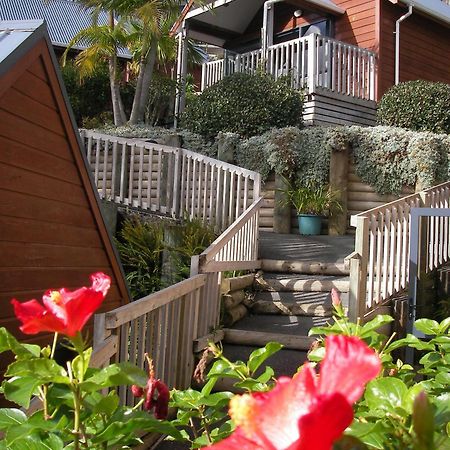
xmin=181 ymin=72 xmax=304 ymax=138
xmin=61 ymin=61 xmax=112 ymax=124
xmin=378 ymin=80 xmax=450 ymax=134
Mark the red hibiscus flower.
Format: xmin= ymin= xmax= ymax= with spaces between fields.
xmin=11 ymin=272 xmax=111 ymax=337
xmin=132 ymin=355 xmax=170 ymax=420
xmin=204 ymin=335 xmax=381 ymax=450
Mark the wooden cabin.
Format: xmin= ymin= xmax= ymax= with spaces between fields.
xmin=172 ymin=0 xmax=450 ymax=126
xmin=0 ymin=20 xmax=130 ymax=365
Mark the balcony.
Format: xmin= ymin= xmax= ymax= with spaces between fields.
xmin=201 ymin=34 xmax=376 ymax=103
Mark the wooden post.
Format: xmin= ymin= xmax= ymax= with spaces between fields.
xmin=273 ymin=174 xmax=291 ymax=234
xmin=307 ymin=33 xmax=317 ymax=94
xmin=348 ymin=216 xmax=369 ymax=322
xmin=328 ymin=145 xmax=349 ymax=235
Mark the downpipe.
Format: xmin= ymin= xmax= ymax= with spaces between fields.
xmin=395 ymin=5 xmax=413 ymax=85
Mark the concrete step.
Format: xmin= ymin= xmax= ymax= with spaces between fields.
xmin=261 ymin=259 xmax=349 ymax=276
xmin=255 ymin=272 xmax=350 ymax=293
xmin=249 ymin=291 xmax=344 ymax=316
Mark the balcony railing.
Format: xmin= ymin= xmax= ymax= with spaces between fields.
xmin=201 ymin=33 xmax=376 ymax=101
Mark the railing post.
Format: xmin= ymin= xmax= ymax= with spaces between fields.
xmin=369 ymin=54 xmax=376 ymax=101
xmin=348 ymin=216 xmax=369 ymax=322
xmin=307 ymin=33 xmax=317 ymax=95
xmin=172 ymin=148 xmax=182 ymax=218
xmin=201 ymin=62 xmax=207 ymax=91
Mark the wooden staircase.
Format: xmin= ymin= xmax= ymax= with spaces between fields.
xmin=220 ymin=233 xmax=352 ymax=378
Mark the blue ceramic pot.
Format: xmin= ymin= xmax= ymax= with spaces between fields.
xmin=297 ymin=214 xmax=322 ymax=235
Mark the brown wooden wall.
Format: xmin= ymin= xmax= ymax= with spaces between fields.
xmin=0 ymin=38 xmax=129 ymax=368
xmin=378 ymin=0 xmax=450 ymax=98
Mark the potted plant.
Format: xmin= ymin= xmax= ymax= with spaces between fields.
xmin=279 ymin=178 xmax=343 ymax=235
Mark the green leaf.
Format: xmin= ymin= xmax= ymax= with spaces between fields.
xmin=90 ymin=391 xmax=120 ymax=416
xmin=80 ymin=362 xmax=147 ymax=392
xmin=200 ymin=377 xmax=217 ymax=396
xmin=93 ymin=411 xmax=183 ymax=443
xmin=0 ymin=328 xmax=40 ymax=359
xmin=439 ymin=317 xmax=450 ymax=334
xmin=365 ymin=378 xmax=408 ymax=413
xmin=0 ymin=408 xmax=27 ymax=429
xmin=247 ymin=342 xmax=282 ymax=374
xmin=170 ymin=389 xmax=202 ymax=409
xmin=72 ymin=347 xmax=92 ymax=381
xmin=201 ymin=391 xmax=234 ymax=407
xmin=307 ymin=345 xmax=326 ymax=362
xmin=360 ymin=315 xmax=394 ymax=337
xmin=256 ymin=366 xmax=274 ymax=384
xmin=415 ymin=319 xmax=441 ymax=335
xmin=385 ymin=334 xmax=434 ymax=353
xmin=434 ymin=393 xmax=450 ymax=426
xmin=6 ymin=359 xmax=69 ymax=384
xmin=436 ymin=372 xmax=450 ymax=385
xmin=2 ymin=376 xmax=39 ymax=408
xmin=207 ymin=360 xmax=246 ymax=379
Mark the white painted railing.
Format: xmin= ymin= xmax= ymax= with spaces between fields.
xmin=80 ymin=130 xmax=260 ymax=230
xmin=348 ymin=181 xmax=450 ymax=321
xmin=201 ymin=33 xmax=376 ymax=101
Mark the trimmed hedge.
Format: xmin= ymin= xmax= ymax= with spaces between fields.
xmin=377 ymin=80 xmax=450 ymax=134
xmin=181 ymin=72 xmax=303 ymax=138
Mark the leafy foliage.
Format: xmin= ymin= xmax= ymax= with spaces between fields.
xmin=378 ymin=80 xmax=450 ymax=134
xmin=181 ymin=72 xmax=304 ymax=138
xmin=61 ymin=61 xmax=112 ymax=124
xmin=116 ymin=215 xmax=216 ymax=299
xmin=309 ymin=304 xmax=450 ymax=450
xmin=278 ymin=178 xmax=343 ymax=215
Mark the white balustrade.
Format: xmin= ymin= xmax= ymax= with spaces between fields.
xmin=201 ymin=34 xmax=376 ymax=101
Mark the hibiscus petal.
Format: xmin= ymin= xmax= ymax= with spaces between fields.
xmin=296 ymin=392 xmax=354 ymax=450
xmin=230 ymin=366 xmax=318 ymax=450
xmin=318 ymin=335 xmax=381 ymax=404
xmin=11 ymin=299 xmax=65 ymax=335
xmin=90 ymin=272 xmax=111 ymax=296
xmin=205 ymin=427 xmax=273 ymax=450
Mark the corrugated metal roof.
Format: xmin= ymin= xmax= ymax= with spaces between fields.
xmin=0 ymin=0 xmax=131 ymax=58
xmin=0 ymin=20 xmax=41 ymax=65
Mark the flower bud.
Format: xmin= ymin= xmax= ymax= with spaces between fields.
xmin=413 ymin=391 xmax=435 ymax=449
xmin=131 ymin=385 xmax=144 ymax=398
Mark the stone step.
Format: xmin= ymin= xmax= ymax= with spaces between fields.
xmin=255 ymin=272 xmax=350 ymax=293
xmin=261 ymin=259 xmax=349 ymax=276
xmin=249 ymin=291 xmax=345 ymax=316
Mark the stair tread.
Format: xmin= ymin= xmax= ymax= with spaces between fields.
xmin=261 ymin=273 xmax=349 ymax=281
xmin=231 ymin=314 xmax=330 ymax=335
xmin=261 ymin=259 xmax=349 ymax=275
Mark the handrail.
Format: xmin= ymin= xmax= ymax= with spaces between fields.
xmin=348 ymin=181 xmax=450 ymax=321
xmin=87 ymin=130 xmax=264 ymax=400
xmin=80 ymin=129 xmax=260 ymax=230
xmin=201 ymin=34 xmax=376 ymax=100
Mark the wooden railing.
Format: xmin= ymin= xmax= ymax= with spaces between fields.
xmin=93 ymin=275 xmax=207 ymax=399
xmin=80 ymin=130 xmax=260 ymax=230
xmin=86 ymin=131 xmax=263 ymax=396
xmin=348 ymin=181 xmax=450 ymax=321
xmin=201 ymin=34 xmax=376 ymax=101
xmin=191 ymin=198 xmax=263 ymax=338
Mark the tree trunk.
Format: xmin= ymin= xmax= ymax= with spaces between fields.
xmin=108 ymin=12 xmax=126 ymax=126
xmin=129 ymin=43 xmax=157 ymax=125
xmin=109 ymin=56 xmax=127 ymax=126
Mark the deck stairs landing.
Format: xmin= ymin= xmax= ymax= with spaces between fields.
xmin=221 ymin=232 xmax=354 ymax=378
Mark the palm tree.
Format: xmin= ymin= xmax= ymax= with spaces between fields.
xmin=64 ymin=0 xmax=204 ymax=125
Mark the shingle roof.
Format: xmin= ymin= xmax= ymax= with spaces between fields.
xmin=0 ymin=0 xmax=131 ymax=58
